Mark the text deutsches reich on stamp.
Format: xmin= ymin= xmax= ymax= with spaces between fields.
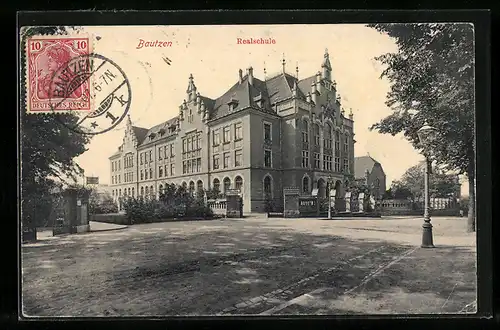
xmin=25 ymin=35 xmax=93 ymax=113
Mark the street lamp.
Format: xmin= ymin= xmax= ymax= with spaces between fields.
xmin=327 ymin=176 xmax=335 ymax=219
xmin=417 ymin=123 xmax=437 ymax=248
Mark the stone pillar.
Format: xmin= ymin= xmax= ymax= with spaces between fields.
xmin=345 ymin=192 xmax=352 ymax=213
xmin=358 ymin=192 xmax=365 ymax=213
xmin=76 ymin=191 xmax=91 ymax=233
xmin=225 ymin=189 xmax=242 ymax=218
xmin=53 ymin=188 xmax=78 ymax=235
xmin=283 ymin=187 xmax=300 ymax=218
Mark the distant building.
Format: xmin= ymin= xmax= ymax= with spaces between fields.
xmin=354 ymin=155 xmax=386 ymax=199
xmin=109 ymin=49 xmax=356 ymax=212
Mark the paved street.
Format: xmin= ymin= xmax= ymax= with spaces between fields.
xmin=22 ymin=216 xmax=476 ymax=316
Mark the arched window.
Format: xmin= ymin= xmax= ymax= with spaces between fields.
xmin=128 ymin=188 xmax=131 ymax=196
xmin=182 ymin=182 xmax=187 ymax=190
xmin=263 ymin=175 xmax=272 ymax=198
xmin=324 ymin=123 xmax=332 ymax=149
xmin=314 ymin=123 xmax=320 ymax=146
xmin=159 ymin=184 xmax=163 ymax=194
xmin=140 ymin=187 xmax=144 ymax=196
xmin=189 ymin=181 xmax=195 ymax=194
xmin=132 ymin=187 xmax=135 ymax=197
xmin=213 ymin=178 xmax=220 ymax=192
xmin=235 ymin=176 xmax=243 ymax=192
xmin=145 ymin=186 xmax=149 ymax=195
xmin=150 ymin=185 xmax=154 ymax=197
xmin=302 ymin=176 xmax=309 ymax=194
xmin=112 ymin=190 xmax=115 ymax=197
xmin=223 ymin=177 xmax=231 ymax=193
xmin=197 ymin=180 xmax=204 ymax=193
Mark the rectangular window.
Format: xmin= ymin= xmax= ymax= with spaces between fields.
xmin=235 ymin=149 xmax=242 ymax=167
xmin=196 ymin=158 xmax=201 ymax=172
xmin=158 ymin=147 xmax=163 ymax=160
xmin=191 ymin=159 xmax=196 ymax=173
xmin=344 ymin=136 xmax=349 ymax=153
xmin=170 ymin=163 xmax=175 ymax=176
xmin=164 ymin=165 xmax=168 ymax=177
xmin=264 ymin=122 xmax=272 ymax=142
xmin=118 ymin=160 xmax=121 ymax=170
xmin=112 ymin=162 xmax=115 ymax=172
xmin=112 ymin=176 xmax=114 ymax=184
xmin=323 ymin=156 xmax=332 ymax=171
xmin=343 ymin=159 xmax=349 ymax=173
xmin=140 ymin=170 xmax=144 ymax=180
xmin=140 ymin=153 xmax=144 ymax=165
xmin=264 ymin=149 xmax=272 ymax=167
xmin=302 ymin=151 xmax=309 ymax=168
xmin=149 ymin=168 xmax=153 ymax=179
xmin=145 ymin=170 xmax=148 ymax=180
xmin=118 ymin=175 xmax=121 ymax=183
xmin=234 ymin=123 xmax=243 ymax=140
xmin=314 ymin=153 xmax=320 ymax=169
xmin=335 ymin=157 xmax=341 ymax=172
xmin=163 ymin=146 xmax=167 ymax=159
xmin=302 ymin=132 xmax=308 ymax=144
xmin=223 ymin=152 xmax=230 ymax=168
xmin=159 ymin=166 xmax=163 ymax=177
xmin=223 ymin=126 xmax=231 ymax=143
xmin=149 ymin=150 xmax=152 ymax=163
xmin=183 ymin=161 xmax=188 ymax=174
xmin=213 ymin=154 xmax=220 ymax=169
xmin=196 ymin=134 xmax=201 ymax=150
xmin=213 ymin=129 xmax=220 ymax=146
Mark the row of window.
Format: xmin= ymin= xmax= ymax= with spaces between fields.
xmin=301 ymin=152 xmax=349 ymax=172
xmin=302 ymin=120 xmax=349 ymax=151
xmin=140 ymin=163 xmax=176 ymax=181
xmin=213 ymin=149 xmax=243 ymax=170
xmin=111 ymin=159 xmax=121 ymax=172
xmin=212 ymin=122 xmax=243 ymax=146
xmin=183 ymin=157 xmax=202 ymax=174
xmin=111 ymin=174 xmax=120 ymax=184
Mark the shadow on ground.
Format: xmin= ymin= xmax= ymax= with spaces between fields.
xmin=21 ymin=221 xmax=476 ymax=317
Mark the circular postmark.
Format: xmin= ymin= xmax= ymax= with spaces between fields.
xmin=49 ymin=53 xmax=131 ymax=135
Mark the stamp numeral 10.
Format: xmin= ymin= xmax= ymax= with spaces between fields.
xmin=75 ymin=40 xmax=88 ymax=49
xmin=30 ymin=41 xmax=42 ymax=51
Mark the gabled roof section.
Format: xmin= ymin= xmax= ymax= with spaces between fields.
xmin=136 ymin=116 xmax=179 ymax=147
xmin=297 ymin=75 xmax=316 ymax=97
xmin=132 ymin=126 xmax=149 ymax=144
xmin=354 ymin=156 xmax=381 ymax=179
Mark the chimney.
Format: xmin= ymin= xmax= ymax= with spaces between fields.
xmin=247 ymin=66 xmax=254 ymax=85
xmin=238 ymin=69 xmax=243 ymax=84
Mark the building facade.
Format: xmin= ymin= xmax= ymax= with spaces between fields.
xmin=354 ymin=155 xmax=387 ymax=199
xmin=109 ymin=49 xmax=355 ymax=213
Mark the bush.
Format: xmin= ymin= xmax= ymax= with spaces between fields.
xmin=91 ymin=198 xmax=118 ymax=214
xmin=123 ymin=185 xmax=215 ymax=224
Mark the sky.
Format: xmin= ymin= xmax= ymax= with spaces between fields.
xmin=67 ymin=24 xmax=467 ymax=195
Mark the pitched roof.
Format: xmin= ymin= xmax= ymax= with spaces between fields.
xmin=297 ymin=75 xmax=316 ymax=97
xmin=354 ymin=156 xmax=380 ymax=179
xmin=132 ymin=126 xmax=149 ymax=143
xmin=138 ymin=116 xmax=179 ymax=147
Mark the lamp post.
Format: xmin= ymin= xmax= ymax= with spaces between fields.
xmin=417 ymin=124 xmax=437 ymax=248
xmin=327 ymin=176 xmax=335 ymax=219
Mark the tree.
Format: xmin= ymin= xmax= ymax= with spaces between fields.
xmin=392 ymin=162 xmax=461 ymax=202
xmin=20 ymin=26 xmax=92 ymax=235
xmin=368 ymin=23 xmax=475 ymax=231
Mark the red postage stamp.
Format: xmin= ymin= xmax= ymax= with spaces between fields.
xmin=25 ymin=35 xmax=93 ymax=113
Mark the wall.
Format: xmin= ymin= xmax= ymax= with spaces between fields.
xmin=368 ymin=163 xmax=386 ymax=199
xmin=90 ymin=213 xmax=131 ymax=225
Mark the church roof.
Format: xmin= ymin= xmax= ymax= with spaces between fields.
xmin=354 ymin=156 xmax=382 ymax=179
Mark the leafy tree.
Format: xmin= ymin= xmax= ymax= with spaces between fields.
xmin=20 ymin=26 xmax=92 ymax=235
xmin=368 ymin=23 xmax=475 ymax=231
xmin=394 ymin=162 xmax=461 ymax=201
